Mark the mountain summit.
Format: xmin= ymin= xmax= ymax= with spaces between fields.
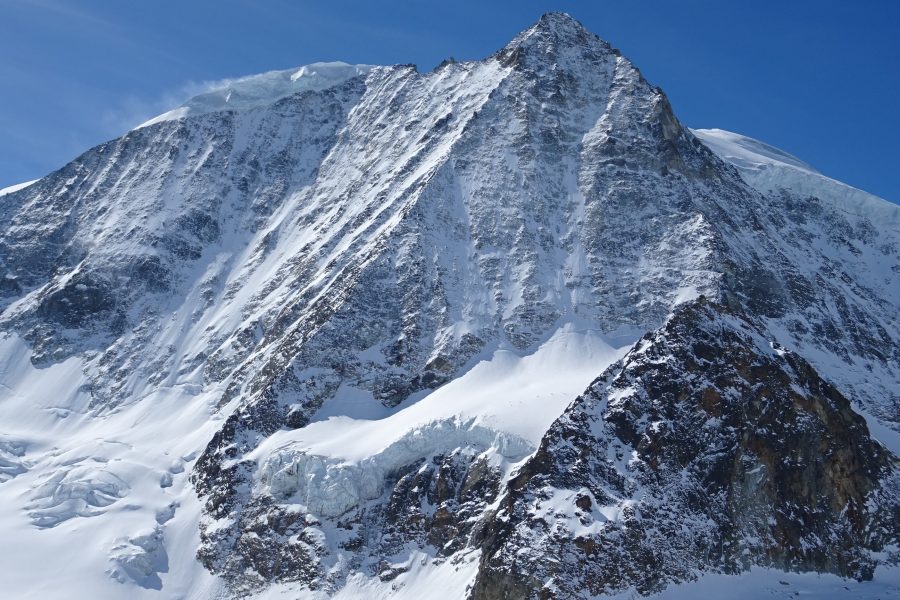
xmin=506 ymin=11 xmax=604 ymax=49
xmin=0 ymin=14 xmax=897 ymax=600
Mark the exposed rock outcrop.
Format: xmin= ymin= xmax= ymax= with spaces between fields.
xmin=472 ymin=298 xmax=898 ymax=599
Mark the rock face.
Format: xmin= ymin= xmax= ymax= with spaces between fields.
xmin=0 ymin=11 xmax=897 ymax=600
xmin=199 ymin=444 xmax=505 ymax=594
xmin=471 ymin=298 xmax=898 ymax=599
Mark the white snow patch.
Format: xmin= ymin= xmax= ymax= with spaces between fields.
xmin=0 ymin=179 xmax=38 ymax=197
xmin=693 ymin=128 xmax=899 ymax=221
xmin=692 ymin=128 xmax=820 ymax=174
xmin=607 ymin=564 xmax=900 ymax=600
xmin=256 ymin=549 xmax=482 ymax=600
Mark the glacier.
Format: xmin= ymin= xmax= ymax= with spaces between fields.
xmin=138 ymin=62 xmax=375 ymax=128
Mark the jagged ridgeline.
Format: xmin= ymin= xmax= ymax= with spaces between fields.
xmin=0 ymin=12 xmax=896 ymax=600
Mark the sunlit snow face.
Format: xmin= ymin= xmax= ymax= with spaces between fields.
xmin=138 ymin=61 xmax=375 ymax=128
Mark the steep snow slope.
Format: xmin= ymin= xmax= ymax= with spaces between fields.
xmin=693 ymin=127 xmax=897 ymax=230
xmin=139 ymin=62 xmax=374 ymax=128
xmin=692 ymin=128 xmax=821 ymax=174
xmin=0 ymin=12 xmax=896 ymax=600
xmin=0 ymin=334 xmax=221 ymax=598
xmin=0 ymin=179 xmax=37 ymax=197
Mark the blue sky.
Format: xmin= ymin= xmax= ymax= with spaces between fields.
xmin=1 ymin=0 xmax=898 ymax=201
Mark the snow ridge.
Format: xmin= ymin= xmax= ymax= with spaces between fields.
xmin=693 ymin=127 xmax=899 ymax=223
xmin=138 ymin=61 xmax=374 ymax=128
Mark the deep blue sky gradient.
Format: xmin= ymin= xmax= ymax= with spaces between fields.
xmin=1 ymin=0 xmax=898 ymax=201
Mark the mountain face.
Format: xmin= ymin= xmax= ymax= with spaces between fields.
xmin=472 ymin=298 xmax=898 ymax=599
xmin=0 ymin=12 xmax=897 ymax=600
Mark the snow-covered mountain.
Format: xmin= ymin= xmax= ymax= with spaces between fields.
xmin=0 ymin=12 xmax=896 ymax=600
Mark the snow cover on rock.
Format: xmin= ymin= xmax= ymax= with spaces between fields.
xmin=249 ymin=324 xmax=628 ymax=519
xmin=694 ymin=126 xmax=899 ymax=437
xmin=693 ymin=127 xmax=898 ymax=224
xmin=0 ymin=179 xmax=38 ymax=197
xmin=471 ymin=298 xmax=897 ymax=598
xmin=138 ymin=61 xmax=374 ymax=128
xmin=0 ymin=11 xmax=896 ymax=600
xmin=692 ymin=128 xmax=820 ymax=174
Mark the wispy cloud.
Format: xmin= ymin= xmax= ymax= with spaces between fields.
xmin=98 ymin=77 xmax=236 ymax=136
